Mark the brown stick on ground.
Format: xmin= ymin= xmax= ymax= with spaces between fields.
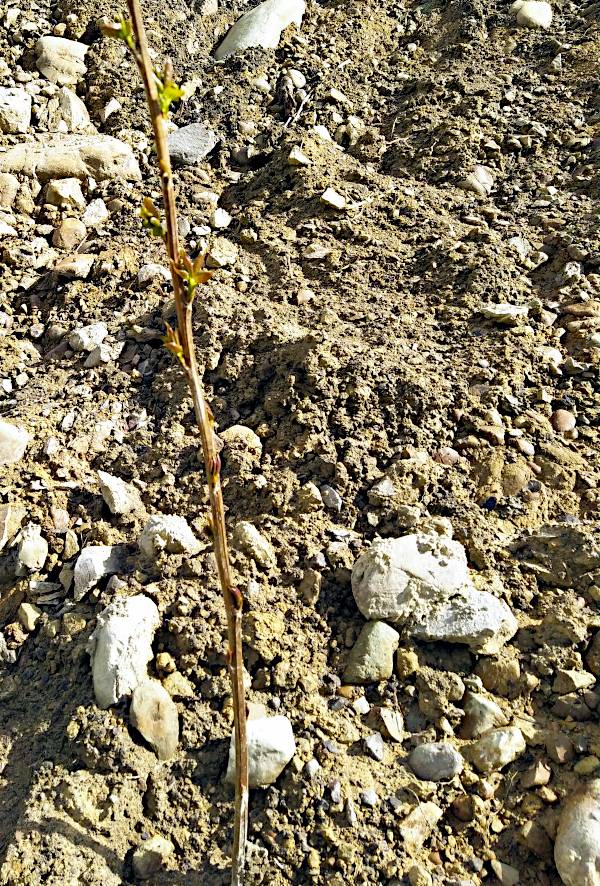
xmin=120 ymin=2 xmax=249 ymax=881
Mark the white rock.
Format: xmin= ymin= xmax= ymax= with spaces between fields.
xmin=320 ymin=187 xmax=346 ymax=210
xmin=226 ymin=715 xmax=295 ymax=787
xmin=17 ymin=524 xmax=48 ymax=570
xmin=68 ymin=322 xmax=108 ymax=352
xmin=98 ymin=471 xmax=143 ymax=515
xmin=459 ymin=165 xmax=494 ymax=197
xmin=139 ymin=514 xmax=201 ymax=559
xmin=0 ymin=172 xmax=19 ymax=209
xmin=55 ymin=86 xmax=90 ymax=131
xmin=0 ymin=420 xmax=30 ymax=464
xmin=137 ymin=263 xmax=171 ymax=286
xmin=0 ymin=87 xmax=32 ymax=134
xmin=481 ymin=302 xmax=529 ymax=324
xmin=351 ymin=533 xmax=517 ymax=653
xmin=399 ymin=802 xmax=443 ymax=853
xmin=214 ymin=0 xmax=306 ymax=59
xmin=287 ymin=145 xmax=311 ymax=167
xmin=100 ymin=98 xmax=122 ymax=124
xmin=288 ymin=68 xmax=306 ymax=88
xmin=232 ymin=521 xmax=276 ymax=568
xmin=410 ymin=583 xmax=518 ymax=655
xmin=511 ymin=0 xmax=553 ymax=28
xmin=45 ymin=177 xmax=86 ymax=208
xmin=87 ymin=595 xmax=160 ymax=708
xmin=36 ymin=36 xmax=88 ymax=85
xmin=465 ymin=727 xmax=526 ymax=773
xmin=0 ymin=220 xmax=17 ymax=236
xmin=555 ymin=779 xmax=600 ymax=886
xmin=73 ymin=544 xmax=128 ymax=601
xmin=0 ymin=135 xmax=141 ymax=182
xmin=210 ymin=207 xmax=232 ymax=229
xmin=82 ymin=198 xmax=109 ymax=228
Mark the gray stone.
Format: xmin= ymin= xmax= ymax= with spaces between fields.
xmin=351 ymin=533 xmax=517 ymax=654
xmin=87 ymin=595 xmax=159 ymax=708
xmin=68 ymin=322 xmax=108 ymax=352
xmin=360 ymin=789 xmax=379 ymax=806
xmin=139 ymin=514 xmax=201 ymax=559
xmin=130 ymin=680 xmax=179 ymax=760
xmin=343 ymin=621 xmax=400 ymax=684
xmin=226 ymin=715 xmax=295 ymax=787
xmin=0 ymin=87 xmax=32 ymax=134
xmin=364 ymin=731 xmax=385 ymax=761
xmin=214 ymin=0 xmax=306 ymax=59
xmin=73 ymin=544 xmax=127 ymax=600
xmin=0 ymin=420 xmax=30 ymax=465
xmin=0 ymin=135 xmax=141 ymax=181
xmin=98 ymin=471 xmax=143 ymax=515
xmin=36 ymin=36 xmax=88 ymax=85
xmin=0 ymin=504 xmax=26 ymax=553
xmin=321 ymin=485 xmax=343 ymax=511
xmin=137 ymin=263 xmax=171 ymax=287
xmin=168 ymin=123 xmax=219 ymax=167
xmin=408 ymin=742 xmax=464 ymax=781
xmin=465 ymin=727 xmax=526 ymax=773
xmin=555 ymin=779 xmax=600 ymax=886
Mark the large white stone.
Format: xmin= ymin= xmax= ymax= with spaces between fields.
xmin=232 ymin=521 xmax=276 ymax=568
xmin=73 ymin=544 xmax=127 ymax=600
xmin=139 ymin=514 xmax=201 ymax=559
xmin=87 ymin=595 xmax=159 ymax=708
xmin=0 ymin=87 xmax=32 ymax=134
xmin=465 ymin=727 xmax=526 ymax=773
xmin=0 ymin=135 xmax=141 ymax=181
xmin=36 ymin=36 xmax=88 ymax=85
xmin=45 ymin=177 xmax=86 ymax=208
xmin=214 ymin=0 xmax=305 ymax=59
xmin=555 ymin=779 xmax=600 ymax=886
xmin=352 ymin=533 xmax=469 ymax=621
xmin=0 ymin=420 xmax=30 ymax=465
xmin=55 ymin=86 xmax=91 ymax=131
xmin=226 ymin=715 xmax=295 ymax=787
xmin=68 ymin=322 xmax=108 ymax=352
xmin=351 ymin=533 xmax=517 ymax=654
xmin=17 ymin=523 xmax=48 ymax=571
xmin=98 ymin=471 xmax=143 ymax=515
xmin=511 ymin=0 xmax=553 ymax=28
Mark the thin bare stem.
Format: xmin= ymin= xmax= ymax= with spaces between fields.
xmin=119 ymin=3 xmax=249 ymax=881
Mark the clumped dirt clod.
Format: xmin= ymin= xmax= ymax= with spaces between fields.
xmin=0 ymin=0 xmax=599 ymax=883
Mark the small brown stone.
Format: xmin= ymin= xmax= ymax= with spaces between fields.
xmin=52 ymin=216 xmax=86 ymax=249
xmin=130 ymin=680 xmax=179 ymax=761
xmin=551 ymin=409 xmax=576 ymax=433
xmin=545 ymin=732 xmax=574 ymax=764
xmin=521 ymin=759 xmax=551 ymax=788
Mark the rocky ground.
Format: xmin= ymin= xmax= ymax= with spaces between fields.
xmin=0 ymin=0 xmax=599 ymax=882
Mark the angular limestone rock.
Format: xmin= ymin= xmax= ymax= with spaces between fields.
xmin=139 ymin=515 xmax=201 ymax=559
xmin=87 ymin=595 xmax=159 ymax=707
xmin=98 ymin=471 xmax=143 ymax=515
xmin=511 ymin=0 xmax=553 ymax=28
xmin=232 ymin=521 xmax=276 ymax=569
xmin=226 ymin=715 xmax=295 ymax=787
xmin=214 ymin=0 xmax=305 ymax=59
xmin=464 ymin=727 xmax=526 ymax=773
xmin=73 ymin=544 xmax=128 ymax=600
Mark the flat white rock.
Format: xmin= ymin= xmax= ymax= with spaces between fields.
xmin=214 ymin=0 xmax=306 ymax=59
xmin=0 ymin=420 xmax=30 ymax=465
xmin=460 ymin=165 xmax=494 ymax=197
xmin=68 ymin=322 xmax=108 ymax=352
xmin=17 ymin=523 xmax=48 ymax=571
xmin=511 ymin=0 xmax=553 ymax=28
xmin=139 ymin=514 xmax=201 ymax=559
xmin=555 ymin=779 xmax=600 ymax=886
xmin=226 ymin=715 xmax=295 ymax=787
xmin=98 ymin=471 xmax=143 ymax=515
xmin=36 ymin=36 xmax=88 ymax=85
xmin=465 ymin=727 xmax=526 ymax=773
xmin=73 ymin=544 xmax=128 ymax=600
xmin=87 ymin=595 xmax=159 ymax=708
xmin=0 ymin=135 xmax=141 ymax=182
xmin=232 ymin=521 xmax=276 ymax=568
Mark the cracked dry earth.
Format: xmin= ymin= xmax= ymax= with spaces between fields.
xmin=0 ymin=0 xmax=599 ymax=883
